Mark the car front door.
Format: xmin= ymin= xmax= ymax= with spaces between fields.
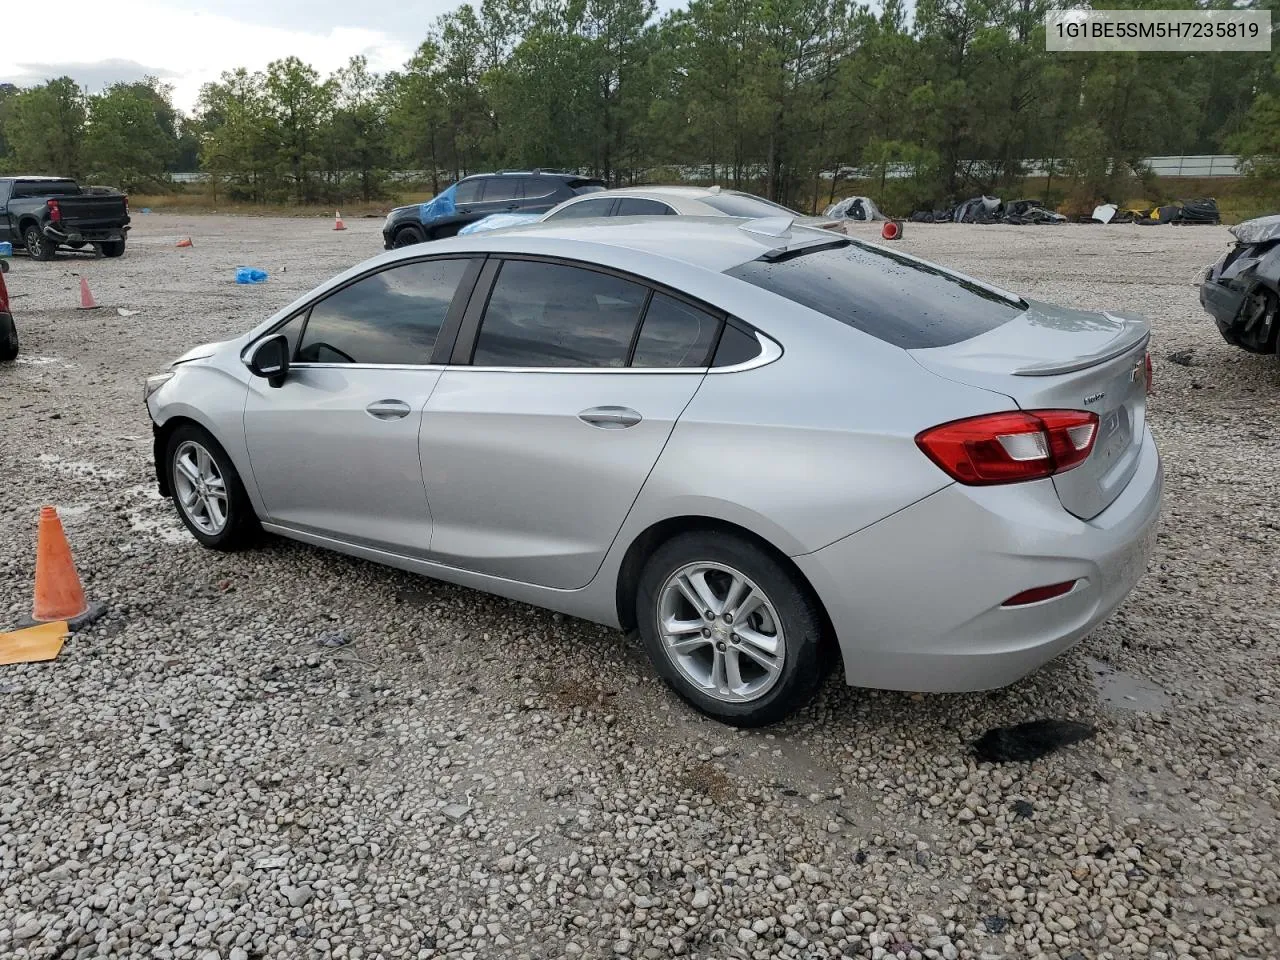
xmin=420 ymin=258 xmax=724 ymax=589
xmin=242 ymin=257 xmax=480 ymax=554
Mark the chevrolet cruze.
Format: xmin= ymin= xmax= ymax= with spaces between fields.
xmin=145 ymin=217 xmax=1162 ymax=726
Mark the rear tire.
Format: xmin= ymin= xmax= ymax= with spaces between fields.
xmin=636 ymin=531 xmax=825 ymax=727
xmin=24 ymin=226 xmax=55 ymax=261
xmin=0 ymin=314 xmax=18 ymax=362
xmin=392 ymin=225 xmax=424 ymax=248
xmin=100 ymin=240 xmax=126 ymax=258
xmin=165 ymin=424 xmax=259 ymax=551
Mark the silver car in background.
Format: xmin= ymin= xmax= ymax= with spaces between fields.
xmin=145 ymin=217 xmax=1162 ymax=726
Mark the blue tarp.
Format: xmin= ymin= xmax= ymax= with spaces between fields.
xmin=419 ymin=187 xmax=457 ymax=223
xmin=459 ymin=213 xmax=543 ymax=235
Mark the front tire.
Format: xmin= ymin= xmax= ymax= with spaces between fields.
xmin=24 ymin=226 xmax=55 ymax=261
xmin=165 ymin=424 xmax=259 ymax=550
xmin=636 ymin=532 xmax=825 ymax=727
xmin=100 ymin=240 xmax=126 ymax=258
xmin=392 ymin=225 xmax=424 ymax=248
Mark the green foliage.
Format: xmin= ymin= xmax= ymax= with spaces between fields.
xmin=0 ymin=0 xmax=1272 ymax=210
xmin=84 ymin=79 xmax=179 ymax=191
xmin=1 ymin=78 xmax=87 ymax=177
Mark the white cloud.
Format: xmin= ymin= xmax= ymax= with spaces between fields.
xmin=2 ymin=1 xmax=418 ymax=112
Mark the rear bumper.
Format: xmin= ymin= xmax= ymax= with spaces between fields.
xmin=795 ymin=427 xmax=1163 ymax=692
xmin=46 ymin=224 xmax=130 ymax=243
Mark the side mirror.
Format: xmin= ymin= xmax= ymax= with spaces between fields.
xmin=248 ymin=334 xmax=290 ymax=388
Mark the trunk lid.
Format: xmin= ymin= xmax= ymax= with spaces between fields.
xmin=911 ymin=299 xmax=1149 ymax=520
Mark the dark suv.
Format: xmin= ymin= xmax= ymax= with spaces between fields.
xmin=382 ymin=171 xmax=606 ymax=249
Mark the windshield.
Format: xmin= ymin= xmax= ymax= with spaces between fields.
xmin=725 ymin=239 xmax=1027 ymax=349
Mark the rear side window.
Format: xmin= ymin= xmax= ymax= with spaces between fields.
xmin=525 ymin=178 xmax=555 ymax=200
xmin=546 ymin=197 xmax=615 ymax=220
xmin=631 ymin=294 xmax=720 ymax=367
xmin=481 ymin=178 xmax=521 ymax=202
xmin=725 ymin=240 xmax=1026 ymax=349
xmin=297 ymin=258 xmax=470 ymax=364
xmin=616 ymin=198 xmax=675 ymax=216
xmin=712 ymin=325 xmax=761 ymax=366
xmin=472 ymin=261 xmax=647 ymax=367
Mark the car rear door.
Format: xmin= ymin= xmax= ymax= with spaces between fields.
xmin=419 ymin=258 xmax=724 ymax=589
xmin=242 ymin=257 xmax=481 ymax=554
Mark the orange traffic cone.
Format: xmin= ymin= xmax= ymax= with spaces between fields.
xmin=881 ymin=219 xmax=903 ymax=241
xmin=176 ymin=237 xmax=193 ymax=248
xmin=32 ymin=507 xmax=88 ymax=623
xmin=77 ymin=276 xmax=100 ymax=310
xmin=333 ymin=211 xmax=347 ymax=231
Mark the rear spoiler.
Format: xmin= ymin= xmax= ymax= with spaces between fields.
xmin=1013 ymin=316 xmax=1149 ymax=376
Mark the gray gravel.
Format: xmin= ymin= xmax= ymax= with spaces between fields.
xmin=1 ymin=215 xmax=1278 ymax=960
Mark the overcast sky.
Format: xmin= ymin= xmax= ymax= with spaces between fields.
xmin=1 ymin=0 xmax=686 ymax=114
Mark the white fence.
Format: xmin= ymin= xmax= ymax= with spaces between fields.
xmin=167 ymin=155 xmax=1246 ymax=185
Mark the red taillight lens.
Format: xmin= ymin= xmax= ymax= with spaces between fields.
xmin=123 ymin=194 xmax=129 ymax=214
xmin=0 ymin=272 xmax=9 ymax=313
xmin=47 ymin=199 xmax=61 ymax=223
xmin=1002 ymin=580 xmax=1079 ymax=607
xmin=915 ymin=409 xmax=1099 ymax=485
xmin=1144 ymin=352 xmax=1153 ymax=395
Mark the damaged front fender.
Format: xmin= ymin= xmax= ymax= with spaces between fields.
xmin=1200 ymin=237 xmax=1280 ymax=354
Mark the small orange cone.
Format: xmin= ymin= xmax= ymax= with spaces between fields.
xmin=176 ymin=237 xmax=193 ymax=248
xmin=881 ymin=219 xmax=903 ymax=241
xmin=333 ymin=211 xmax=347 ymax=231
xmin=32 ymin=507 xmax=89 ymax=623
xmin=77 ymin=276 xmax=100 ymax=310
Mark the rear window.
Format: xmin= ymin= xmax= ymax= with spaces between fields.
xmin=724 ymin=240 xmax=1027 ymax=349
xmin=14 ymin=180 xmax=80 ymax=198
xmin=570 ymin=179 xmax=607 ymax=195
xmin=702 ymin=192 xmax=798 ymax=218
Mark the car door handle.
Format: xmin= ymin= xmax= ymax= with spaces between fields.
xmin=366 ymin=399 xmax=412 ymax=420
xmin=578 ymin=406 xmax=642 ymax=429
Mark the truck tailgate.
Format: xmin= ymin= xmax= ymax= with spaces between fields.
xmin=55 ymin=195 xmax=129 ymax=228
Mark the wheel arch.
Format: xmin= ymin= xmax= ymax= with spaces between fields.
xmin=17 ymin=216 xmax=40 ymax=238
xmin=613 ymin=515 xmax=840 ymax=668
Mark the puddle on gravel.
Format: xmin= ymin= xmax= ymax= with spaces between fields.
xmin=1086 ymin=657 xmax=1170 ymax=712
xmin=123 ymin=484 xmax=190 ymax=545
xmin=12 ymin=355 xmax=73 ymax=367
xmin=36 ymin=455 xmax=125 ymax=482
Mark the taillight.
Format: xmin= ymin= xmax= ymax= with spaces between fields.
xmin=1144 ymin=352 xmax=1153 ymax=395
xmin=122 ymin=194 xmax=129 ymax=214
xmin=47 ymin=199 xmax=61 ymax=223
xmin=915 ymin=410 xmax=1099 ymax=485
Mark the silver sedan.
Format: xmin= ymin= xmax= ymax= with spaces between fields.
xmin=145 ymin=217 xmax=1162 ymax=726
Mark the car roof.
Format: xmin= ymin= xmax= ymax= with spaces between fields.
xmin=419 ymin=216 xmax=839 ymax=274
xmin=1 ymin=175 xmax=77 ymax=182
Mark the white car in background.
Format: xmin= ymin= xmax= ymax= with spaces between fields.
xmin=459 ymin=185 xmax=840 ymax=235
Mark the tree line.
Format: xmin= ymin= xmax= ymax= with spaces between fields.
xmin=0 ymin=0 xmax=1276 ymax=214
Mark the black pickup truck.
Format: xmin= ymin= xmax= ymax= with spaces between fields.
xmin=0 ymin=177 xmax=130 ymax=260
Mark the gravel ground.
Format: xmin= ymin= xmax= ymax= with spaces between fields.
xmin=1 ymin=215 xmax=1277 ymax=960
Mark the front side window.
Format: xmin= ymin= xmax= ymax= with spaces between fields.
xmin=454 ymin=180 xmax=481 ymax=204
xmin=296 ymin=258 xmax=470 ymax=365
xmin=631 ymin=293 xmax=720 ymax=367
xmin=545 ymin=197 xmax=615 ymax=221
xmin=472 ymin=260 xmax=647 ymax=368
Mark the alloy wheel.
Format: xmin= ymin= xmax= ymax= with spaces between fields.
xmin=173 ymin=440 xmax=229 ymax=535
xmin=656 ymin=561 xmax=786 ymax=703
